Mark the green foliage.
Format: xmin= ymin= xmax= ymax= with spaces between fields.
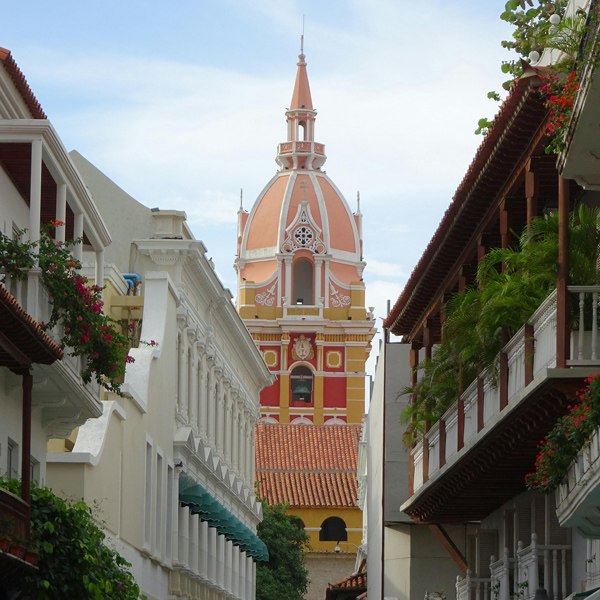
xmin=401 ymin=206 xmax=600 ymax=446
xmin=256 ymin=503 xmax=310 ymax=600
xmin=0 ymin=229 xmax=35 ymax=280
xmin=526 ymin=373 xmax=600 ymax=492
xmin=0 ymin=477 xmax=144 ymax=599
xmin=0 ymin=224 xmax=131 ymax=393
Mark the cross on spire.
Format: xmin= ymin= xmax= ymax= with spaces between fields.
xmin=300 ymin=180 xmax=310 ymax=201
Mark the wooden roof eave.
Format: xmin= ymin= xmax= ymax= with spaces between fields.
xmin=387 ymin=79 xmax=551 ymax=339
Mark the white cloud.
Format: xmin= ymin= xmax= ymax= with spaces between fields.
xmin=365 ymin=259 xmax=405 ymax=279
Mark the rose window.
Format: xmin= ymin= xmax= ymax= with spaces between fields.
xmin=293 ymin=226 xmax=314 ymax=247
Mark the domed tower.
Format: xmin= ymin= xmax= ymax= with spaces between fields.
xmin=235 ymin=47 xmax=375 ymax=426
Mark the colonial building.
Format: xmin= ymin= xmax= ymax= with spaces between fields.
xmin=0 ymin=47 xmax=110 ymax=595
xmin=235 ymin=45 xmax=375 ymax=600
xmin=47 ymin=153 xmax=273 ymax=600
xmin=380 ymin=2 xmax=600 ymax=600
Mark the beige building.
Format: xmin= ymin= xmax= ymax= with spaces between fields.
xmin=47 ymin=153 xmax=273 ymax=600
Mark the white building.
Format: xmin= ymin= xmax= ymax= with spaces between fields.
xmin=0 ymin=44 xmax=109 ymax=492
xmin=47 ymin=153 xmax=273 ymax=600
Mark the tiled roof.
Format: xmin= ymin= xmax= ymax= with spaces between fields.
xmin=0 ymin=47 xmax=46 ymax=119
xmin=0 ymin=284 xmax=63 ymax=370
xmin=255 ymin=423 xmax=360 ymax=507
xmin=326 ymin=571 xmax=367 ymax=600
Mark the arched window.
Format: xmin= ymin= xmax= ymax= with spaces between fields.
xmin=290 ymin=365 xmax=313 ymax=405
xmin=319 ymin=516 xmax=347 ymax=542
xmin=293 ymin=259 xmax=313 ymax=305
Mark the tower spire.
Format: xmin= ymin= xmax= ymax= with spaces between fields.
xmin=290 ymin=38 xmax=312 ymax=110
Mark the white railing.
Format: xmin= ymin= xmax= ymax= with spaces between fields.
xmin=490 ymin=549 xmax=514 ymax=600
xmin=506 ymin=325 xmax=526 ymax=403
xmin=1 ymin=269 xmax=98 ymax=396
xmin=531 ymin=291 xmax=558 ymax=378
xmin=411 ymin=286 xmax=600 ymax=495
xmin=516 ymin=534 xmax=569 ymax=600
xmin=568 ymin=286 xmax=600 ymax=365
xmin=463 ymin=379 xmax=478 ymax=445
xmin=456 ymin=571 xmax=492 ymax=600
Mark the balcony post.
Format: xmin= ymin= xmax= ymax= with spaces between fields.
xmin=500 ymin=330 xmax=509 ymax=411
xmin=477 ymin=377 xmax=484 ymax=432
xmin=502 ymin=548 xmax=510 ymax=600
xmin=556 ymin=176 xmax=570 ymax=368
xmin=21 ymin=370 xmax=33 ymax=516
xmin=526 ymin=160 xmax=539 ymax=230
xmin=457 ymin=398 xmax=465 ymax=451
xmin=409 ymin=450 xmax=415 ymax=496
xmin=423 ymin=421 xmax=431 ymax=484
xmin=440 ymin=419 xmax=446 ymax=467
xmin=95 ymin=249 xmax=104 ymax=299
xmin=524 ymin=324 xmax=534 ymax=386
xmin=73 ymin=212 xmax=84 ymax=262
xmin=28 ymin=139 xmax=42 ymax=249
xmin=56 ymin=182 xmax=67 ymax=243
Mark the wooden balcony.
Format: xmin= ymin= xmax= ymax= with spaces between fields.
xmin=404 ymin=287 xmax=600 ymax=523
xmin=0 ymin=487 xmax=30 ymax=539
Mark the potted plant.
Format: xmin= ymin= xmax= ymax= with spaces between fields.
xmin=0 ymin=515 xmax=15 ymax=552
xmin=24 ymin=536 xmax=40 ymax=566
xmin=8 ymin=535 xmax=26 ymax=559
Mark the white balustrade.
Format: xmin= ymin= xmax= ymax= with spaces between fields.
xmin=482 ymin=370 xmax=499 ymax=426
xmin=456 ymin=571 xmax=491 ymax=600
xmin=516 ymin=534 xmax=570 ymax=600
xmin=531 ymin=290 xmax=557 ymax=378
xmin=505 ymin=325 xmax=525 ymax=403
xmin=463 ymin=380 xmax=478 ymax=444
xmin=413 ymin=440 xmax=424 ymax=492
xmin=568 ymin=286 xmax=600 ymax=365
xmin=444 ymin=403 xmax=459 ymax=460
xmin=427 ymin=422 xmax=441 ymax=477
xmin=490 ymin=549 xmax=513 ymax=600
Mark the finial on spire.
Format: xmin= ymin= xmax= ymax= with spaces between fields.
xmin=239 ymin=188 xmax=243 ymax=211
xmin=356 ymin=191 xmax=363 ymax=216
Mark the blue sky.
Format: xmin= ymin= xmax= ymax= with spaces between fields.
xmin=2 ymin=1 xmax=515 ymax=374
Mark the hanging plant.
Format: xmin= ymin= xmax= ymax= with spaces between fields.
xmin=0 ymin=222 xmax=132 ymax=394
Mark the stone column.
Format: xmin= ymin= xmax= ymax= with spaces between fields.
xmin=55 ymin=183 xmax=67 ymax=243
xmin=73 ymin=212 xmax=84 ymax=262
xmin=225 ymin=385 xmax=233 ymax=463
xmin=232 ymin=397 xmax=240 ymax=473
xmin=199 ymin=352 xmax=208 ymax=437
xmin=284 ymin=256 xmax=293 ymax=304
xmin=216 ymin=375 xmax=225 ymax=454
xmin=277 ymin=258 xmax=283 ymax=307
xmin=207 ymin=363 xmax=217 ymax=445
xmin=29 ymin=139 xmax=42 ymax=248
xmin=189 ymin=341 xmax=199 ymax=429
xmin=95 ymin=250 xmax=105 ymax=299
xmin=178 ymin=329 xmax=189 ymax=417
xmin=314 ymin=256 xmax=323 ymax=304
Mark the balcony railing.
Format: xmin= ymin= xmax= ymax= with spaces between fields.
xmin=283 ymin=302 xmax=324 ymax=319
xmin=489 ymin=536 xmax=570 ymax=600
xmin=0 ymin=488 xmax=30 ymax=539
xmin=411 ymin=287 xmax=600 ymax=495
xmin=278 ymin=141 xmax=325 ymax=155
xmin=1 ymin=270 xmax=101 ymax=399
xmin=456 ymin=571 xmax=491 ymax=600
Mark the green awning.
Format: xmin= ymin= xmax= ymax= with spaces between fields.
xmin=179 ymin=484 xmax=269 ymax=562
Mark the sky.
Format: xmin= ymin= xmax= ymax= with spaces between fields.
xmin=2 ymin=0 xmax=516 ymax=378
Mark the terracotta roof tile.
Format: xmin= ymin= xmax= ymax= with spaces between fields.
xmin=0 ymin=47 xmax=46 ymax=119
xmin=326 ymin=571 xmax=367 ymax=600
xmin=0 ymin=284 xmax=63 ymax=369
xmin=255 ymin=423 xmax=360 ymax=507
